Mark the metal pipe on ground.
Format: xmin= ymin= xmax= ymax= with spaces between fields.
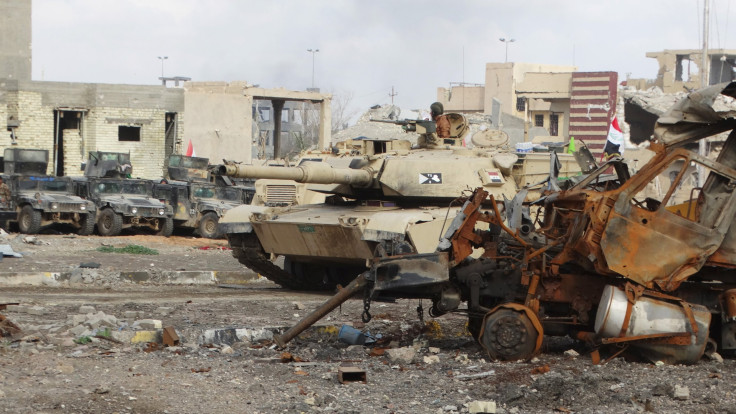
xmin=274 ymin=273 xmax=368 ymax=348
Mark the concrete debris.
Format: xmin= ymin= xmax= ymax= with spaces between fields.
xmin=564 ymin=349 xmax=580 ymax=357
xmin=468 ymin=400 xmax=497 ymax=414
xmin=674 ymin=385 xmax=690 ymax=401
xmin=386 ymin=347 xmax=416 ymax=365
xmin=134 ymin=319 xmax=162 ymax=330
xmin=423 ymin=355 xmax=440 ymax=364
xmin=78 ymin=305 xmax=95 ymax=314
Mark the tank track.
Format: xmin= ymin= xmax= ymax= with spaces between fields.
xmin=228 ymin=233 xmax=326 ymax=291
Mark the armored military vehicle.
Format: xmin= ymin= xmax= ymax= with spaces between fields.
xmin=76 ymin=152 xmax=173 ymax=236
xmin=3 ymin=148 xmax=95 ymax=234
xmin=218 ymin=114 xmax=580 ymax=290
xmin=152 ymin=154 xmax=254 ymax=238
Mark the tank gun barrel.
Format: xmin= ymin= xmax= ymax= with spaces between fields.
xmin=274 ymin=273 xmax=369 ymax=348
xmin=217 ymin=163 xmax=374 ymax=187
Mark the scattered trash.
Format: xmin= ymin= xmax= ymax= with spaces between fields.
xmin=79 ymin=262 xmax=101 ymax=269
xmin=455 ymin=370 xmax=495 ymax=381
xmin=190 ymin=367 xmax=211 ymax=373
xmin=21 ymin=236 xmax=42 ymax=245
xmin=337 ymin=324 xmax=380 ymax=345
xmin=163 ymin=326 xmax=180 ymax=347
xmin=338 ymin=366 xmax=366 ymax=384
xmin=0 ymin=244 xmax=22 ymax=257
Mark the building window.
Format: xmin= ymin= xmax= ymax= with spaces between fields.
xmin=534 ymin=114 xmax=544 ymax=127
xmin=549 ymin=114 xmax=559 ymax=136
xmin=118 ymin=126 xmax=141 ymax=141
xmin=516 ymin=97 xmax=526 ymax=112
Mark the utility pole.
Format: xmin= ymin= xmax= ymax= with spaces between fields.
xmin=307 ymin=49 xmax=319 ymax=89
xmin=698 ymin=0 xmax=710 ymax=187
xmin=389 ymin=86 xmax=398 ymax=104
xmin=157 ymin=56 xmax=168 ymax=78
xmin=499 ymin=38 xmax=515 ymax=63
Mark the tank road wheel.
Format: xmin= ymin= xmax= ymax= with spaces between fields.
xmin=157 ymin=217 xmax=174 ymax=237
xmin=198 ymin=212 xmax=220 ymax=239
xmin=18 ymin=205 xmax=42 ymax=234
xmin=97 ymin=208 xmax=123 ymax=236
xmin=77 ymin=212 xmax=96 ymax=236
xmin=479 ymin=306 xmax=542 ymax=361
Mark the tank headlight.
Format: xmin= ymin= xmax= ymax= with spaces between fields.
xmin=80 ymin=204 xmax=86 ymax=211
xmin=158 ymin=208 xmax=165 ymax=215
xmin=51 ymin=202 xmax=59 ymax=210
xmin=131 ymin=207 xmax=138 ymax=214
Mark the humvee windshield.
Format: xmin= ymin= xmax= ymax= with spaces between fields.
xmin=19 ymin=176 xmax=70 ymax=192
xmin=95 ymin=181 xmax=148 ymax=195
xmin=216 ymin=187 xmax=241 ymax=202
xmin=192 ymin=185 xmax=216 ymax=199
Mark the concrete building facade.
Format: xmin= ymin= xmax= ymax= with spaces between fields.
xmin=627 ymin=49 xmax=736 ymax=93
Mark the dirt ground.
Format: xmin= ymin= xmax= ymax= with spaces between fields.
xmin=1 ymin=233 xmax=736 ymax=414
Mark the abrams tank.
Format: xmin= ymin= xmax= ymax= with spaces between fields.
xmin=218 ymin=114 xmax=579 ymax=290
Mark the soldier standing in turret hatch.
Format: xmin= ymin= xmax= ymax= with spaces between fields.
xmin=430 ymin=102 xmax=451 ymax=138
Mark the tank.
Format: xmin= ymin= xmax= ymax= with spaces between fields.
xmin=218 ymin=113 xmax=580 ymax=290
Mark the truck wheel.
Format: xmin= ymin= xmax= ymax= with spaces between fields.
xmin=198 ymin=212 xmax=219 ymax=238
xmin=18 ymin=205 xmax=42 ymax=234
xmin=479 ymin=308 xmax=540 ymax=361
xmin=97 ymin=208 xmax=122 ymax=236
xmin=157 ymin=217 xmax=174 ymax=237
xmin=77 ymin=212 xmax=96 ymax=236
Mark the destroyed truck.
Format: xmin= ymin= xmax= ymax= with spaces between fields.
xmin=3 ymin=148 xmax=95 ymax=235
xmin=276 ymin=82 xmax=736 ymax=365
xmin=75 ymin=152 xmax=174 ymax=236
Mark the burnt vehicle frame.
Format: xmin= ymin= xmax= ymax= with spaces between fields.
xmin=277 ymin=82 xmax=736 ymax=365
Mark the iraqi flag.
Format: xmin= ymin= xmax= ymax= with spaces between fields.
xmin=602 ymin=116 xmax=624 ymax=160
xmin=185 ymin=139 xmax=196 ymax=157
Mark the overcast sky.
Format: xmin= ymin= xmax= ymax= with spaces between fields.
xmin=32 ymin=0 xmax=735 ymax=121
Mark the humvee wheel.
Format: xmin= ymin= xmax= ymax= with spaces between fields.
xmin=97 ymin=208 xmax=123 ymax=236
xmin=18 ymin=205 xmax=42 ymax=234
xmin=479 ymin=306 xmax=542 ymax=361
xmin=157 ymin=217 xmax=174 ymax=237
xmin=77 ymin=212 xmax=96 ymax=236
xmin=198 ymin=212 xmax=219 ymax=239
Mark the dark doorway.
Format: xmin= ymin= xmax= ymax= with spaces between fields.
xmin=165 ymin=113 xmax=177 ymax=160
xmin=53 ymin=109 xmax=83 ymax=176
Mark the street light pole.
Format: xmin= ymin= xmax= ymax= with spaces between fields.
xmin=499 ymin=38 xmax=515 ymax=63
xmin=157 ymin=56 xmax=168 ymax=78
xmin=307 ymin=49 xmax=319 ymax=88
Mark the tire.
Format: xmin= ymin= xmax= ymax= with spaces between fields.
xmin=97 ymin=208 xmax=123 ymax=236
xmin=157 ymin=217 xmax=174 ymax=237
xmin=479 ymin=308 xmax=540 ymax=361
xmin=18 ymin=205 xmax=42 ymax=234
xmin=197 ymin=212 xmax=219 ymax=239
xmin=77 ymin=212 xmax=96 ymax=236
